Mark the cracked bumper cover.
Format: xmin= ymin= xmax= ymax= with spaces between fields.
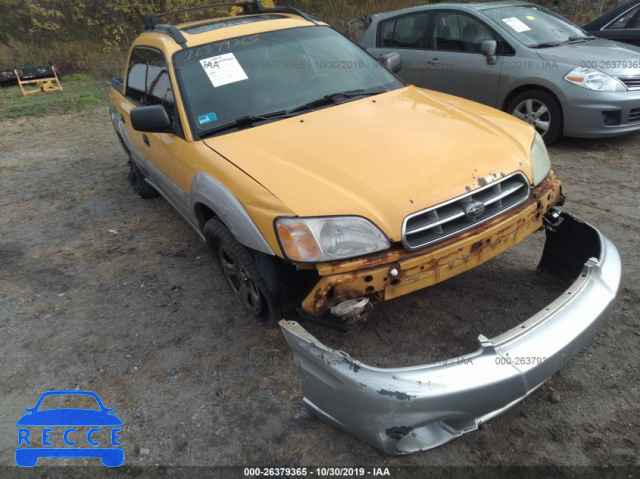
xmin=278 ymin=209 xmax=621 ymax=454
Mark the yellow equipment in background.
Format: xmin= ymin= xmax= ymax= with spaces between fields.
xmin=13 ymin=67 xmax=63 ymax=96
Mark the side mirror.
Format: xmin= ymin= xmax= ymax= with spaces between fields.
xmin=481 ymin=40 xmax=497 ymax=66
xmin=130 ymin=105 xmax=173 ymax=133
xmin=379 ymin=52 xmax=402 ymax=73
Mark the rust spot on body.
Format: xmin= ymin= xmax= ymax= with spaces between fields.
xmin=470 ymin=241 xmax=483 ymax=254
xmin=378 ymin=389 xmax=413 ymax=401
xmin=386 ymin=426 xmax=413 ymax=440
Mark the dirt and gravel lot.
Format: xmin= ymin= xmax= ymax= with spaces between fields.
xmin=0 ymin=108 xmax=638 ymax=476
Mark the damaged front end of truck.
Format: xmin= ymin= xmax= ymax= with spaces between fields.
xmin=279 ymin=208 xmax=620 ymax=454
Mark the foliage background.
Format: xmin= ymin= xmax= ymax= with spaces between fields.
xmin=0 ymin=0 xmax=621 ymax=77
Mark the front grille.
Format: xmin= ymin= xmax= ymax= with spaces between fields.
xmin=617 ymin=76 xmax=640 ymax=90
xmin=629 ymin=108 xmax=640 ymax=124
xmin=402 ymin=172 xmax=530 ymax=250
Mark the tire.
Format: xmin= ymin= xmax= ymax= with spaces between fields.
xmin=127 ymin=160 xmax=159 ymax=199
xmin=506 ymin=89 xmax=562 ymax=145
xmin=204 ymin=218 xmax=272 ymax=320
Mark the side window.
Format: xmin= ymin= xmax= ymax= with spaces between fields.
xmin=605 ymin=5 xmax=640 ymax=29
xmin=433 ymin=11 xmax=504 ymax=53
xmin=378 ymin=13 xmax=428 ymax=49
xmin=146 ymin=50 xmax=175 ymax=117
xmin=126 ymin=48 xmax=147 ymax=103
xmin=380 ymin=18 xmax=396 ymax=46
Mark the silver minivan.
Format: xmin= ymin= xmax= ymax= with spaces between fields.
xmin=362 ymin=1 xmax=640 ymax=143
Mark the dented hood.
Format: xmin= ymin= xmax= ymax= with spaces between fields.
xmin=204 ymin=86 xmax=536 ymax=241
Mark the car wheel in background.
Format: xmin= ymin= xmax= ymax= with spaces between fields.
xmin=127 ymin=160 xmax=159 ymax=199
xmin=507 ymin=89 xmax=562 ymax=144
xmin=204 ymin=218 xmax=271 ymax=320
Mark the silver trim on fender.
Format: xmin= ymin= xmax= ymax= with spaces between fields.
xmin=279 ymin=209 xmax=621 ymax=454
xmin=189 ymin=173 xmax=275 ymax=256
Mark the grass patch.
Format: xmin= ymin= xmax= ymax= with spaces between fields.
xmin=0 ymin=73 xmax=109 ymax=120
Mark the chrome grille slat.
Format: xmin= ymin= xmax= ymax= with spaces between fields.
xmin=409 ymin=210 xmax=466 ymax=233
xmin=481 ymin=182 xmax=525 ymax=206
xmin=402 ymin=172 xmax=530 ymax=251
xmin=617 ymin=76 xmax=640 ymax=90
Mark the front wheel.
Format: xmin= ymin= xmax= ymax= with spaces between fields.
xmin=204 ymin=218 xmax=272 ymax=320
xmin=507 ymin=90 xmax=562 ymax=145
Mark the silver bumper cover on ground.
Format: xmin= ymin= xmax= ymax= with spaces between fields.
xmin=279 ymin=209 xmax=621 ymax=454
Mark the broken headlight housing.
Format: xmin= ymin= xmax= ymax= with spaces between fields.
xmin=276 ymin=216 xmax=390 ymax=262
xmin=531 ymin=132 xmax=551 ymax=186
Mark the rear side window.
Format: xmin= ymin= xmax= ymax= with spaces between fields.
xmin=125 ymin=48 xmax=175 ymax=118
xmin=126 ymin=48 xmax=147 ymax=103
xmin=378 ymin=13 xmax=429 ymax=49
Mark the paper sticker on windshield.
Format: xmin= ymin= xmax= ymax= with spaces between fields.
xmin=200 ymin=53 xmax=248 ymax=88
xmin=501 ymin=17 xmax=532 ymax=32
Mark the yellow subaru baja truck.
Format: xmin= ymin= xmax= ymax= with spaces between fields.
xmin=109 ymin=0 xmax=620 ymax=455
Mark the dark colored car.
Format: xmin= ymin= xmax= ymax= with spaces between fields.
xmin=584 ymin=0 xmax=640 ymax=46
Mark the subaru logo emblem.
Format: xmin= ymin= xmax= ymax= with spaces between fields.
xmin=465 ymin=201 xmax=486 ymax=219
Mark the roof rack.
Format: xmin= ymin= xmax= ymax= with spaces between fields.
xmin=142 ymin=0 xmax=317 ymax=45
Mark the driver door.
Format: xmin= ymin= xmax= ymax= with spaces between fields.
xmin=118 ymin=47 xmax=189 ymax=212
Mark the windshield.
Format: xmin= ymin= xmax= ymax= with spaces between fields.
xmin=174 ymin=26 xmax=403 ymax=137
xmin=482 ymin=5 xmax=590 ymax=48
xmin=37 ymin=394 xmax=101 ymax=411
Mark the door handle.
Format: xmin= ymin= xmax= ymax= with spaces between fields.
xmin=427 ymin=58 xmax=440 ymax=65
xmin=142 ymin=134 xmax=150 ymax=147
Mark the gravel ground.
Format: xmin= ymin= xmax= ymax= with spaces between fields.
xmin=0 ymin=109 xmax=638 ymax=477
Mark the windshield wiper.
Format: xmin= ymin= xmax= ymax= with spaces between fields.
xmin=288 ymin=88 xmax=384 ymax=114
xmin=564 ymin=35 xmax=597 ymax=44
xmin=199 ymin=110 xmax=291 ymax=138
xmin=533 ymin=35 xmax=597 ymax=48
xmin=199 ymin=88 xmax=386 ymax=138
xmin=533 ymin=41 xmax=563 ymax=48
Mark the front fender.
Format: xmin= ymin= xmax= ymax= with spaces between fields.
xmin=188 ymin=173 xmax=275 ymax=256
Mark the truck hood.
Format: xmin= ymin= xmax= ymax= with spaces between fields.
xmin=535 ymin=38 xmax=640 ymax=76
xmin=204 ymin=86 xmax=535 ymax=241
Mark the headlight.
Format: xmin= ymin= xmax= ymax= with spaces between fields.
xmin=276 ymin=216 xmax=391 ymax=262
xmin=564 ymin=67 xmax=626 ymax=92
xmin=531 ymin=132 xmax=551 ymax=186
